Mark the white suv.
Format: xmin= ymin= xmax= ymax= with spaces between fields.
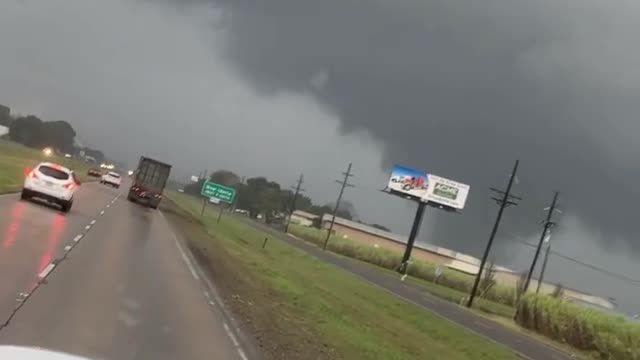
xmin=22 ymin=162 xmax=81 ymax=212
xmin=100 ymin=171 xmax=121 ymax=188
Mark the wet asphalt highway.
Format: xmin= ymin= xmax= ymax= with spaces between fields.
xmin=0 ymin=182 xmax=247 ymax=360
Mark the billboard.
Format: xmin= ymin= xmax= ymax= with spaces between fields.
xmin=386 ymin=165 xmax=430 ymax=200
xmin=385 ymin=164 xmax=470 ymax=210
xmin=424 ymin=174 xmax=470 ymax=210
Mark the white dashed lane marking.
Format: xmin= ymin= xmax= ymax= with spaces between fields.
xmin=73 ymin=234 xmax=83 ymax=242
xmin=84 ymin=225 xmax=91 ymax=230
xmin=38 ymin=263 xmax=55 ymax=279
xmin=90 ymin=219 xmax=97 ymax=225
xmin=100 ymin=210 xmax=105 ymax=215
xmin=64 ymin=245 xmax=72 ymax=251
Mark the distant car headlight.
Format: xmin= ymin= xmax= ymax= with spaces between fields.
xmin=43 ymin=147 xmax=53 ymax=156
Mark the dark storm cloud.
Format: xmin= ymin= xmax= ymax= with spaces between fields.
xmin=169 ymin=0 xmax=640 ymax=254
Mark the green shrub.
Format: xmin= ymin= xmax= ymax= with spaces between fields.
xmin=516 ymin=294 xmax=640 ymax=359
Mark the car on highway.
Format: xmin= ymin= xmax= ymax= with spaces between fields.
xmin=22 ymin=162 xmax=81 ymax=212
xmin=87 ymin=168 xmax=102 ymax=177
xmin=100 ymin=171 xmax=122 ymax=188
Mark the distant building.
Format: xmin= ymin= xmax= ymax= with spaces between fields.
xmin=321 ymin=214 xmax=616 ymax=310
xmin=0 ymin=124 xmax=8 ymax=137
xmin=289 ymin=210 xmax=319 ymax=227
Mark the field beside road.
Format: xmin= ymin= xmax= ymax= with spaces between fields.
xmin=287 ymin=223 xmax=517 ymax=315
xmin=0 ymin=140 xmax=94 ymax=193
xmin=163 ymin=191 xmax=521 ymax=360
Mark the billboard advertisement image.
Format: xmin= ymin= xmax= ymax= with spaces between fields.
xmin=424 ymin=174 xmax=470 ymax=210
xmin=386 ymin=165 xmax=430 ymax=200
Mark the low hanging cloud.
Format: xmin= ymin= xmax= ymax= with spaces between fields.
xmin=167 ymin=0 xmax=640 ymax=256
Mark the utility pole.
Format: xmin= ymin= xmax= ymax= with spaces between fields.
xmin=232 ymin=176 xmax=245 ymax=213
xmin=524 ymin=192 xmax=559 ymax=293
xmin=467 ymin=160 xmax=521 ymax=308
xmin=284 ymin=173 xmax=305 ymax=233
xmin=536 ymin=243 xmax=552 ymax=294
xmin=200 ymin=169 xmax=209 ymax=216
xmin=323 ymin=163 xmax=354 ymax=250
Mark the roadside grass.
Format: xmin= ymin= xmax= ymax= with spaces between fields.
xmin=287 ymin=223 xmax=518 ymax=313
xmin=284 ymin=221 xmax=598 ymax=359
xmin=0 ymin=140 xmax=93 ymax=193
xmin=165 ymin=191 xmax=522 ymax=360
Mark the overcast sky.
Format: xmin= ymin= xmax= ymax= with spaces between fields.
xmin=1 ymin=0 xmax=640 ymax=313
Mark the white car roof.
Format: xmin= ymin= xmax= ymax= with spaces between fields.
xmin=107 ymin=171 xmax=120 ymax=176
xmin=37 ymin=162 xmax=72 ymax=174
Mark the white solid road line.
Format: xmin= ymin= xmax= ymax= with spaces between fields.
xmin=223 ymin=322 xmax=248 ymax=360
xmin=159 ymin=210 xmax=250 ymax=360
xmin=73 ymin=234 xmax=83 ymax=242
xmin=174 ymin=240 xmax=200 ymax=281
xmin=38 ymin=263 xmax=56 ymax=279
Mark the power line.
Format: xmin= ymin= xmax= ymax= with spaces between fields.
xmin=518 ymin=240 xmax=640 ymax=286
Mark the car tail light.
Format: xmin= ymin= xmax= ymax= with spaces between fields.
xmin=64 ymin=183 xmax=75 ymax=190
xmin=27 ymin=169 xmax=38 ymax=179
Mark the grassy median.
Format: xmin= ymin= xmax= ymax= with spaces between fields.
xmin=0 ymin=140 xmax=93 ymax=193
xmin=164 ymin=191 xmax=521 ymax=360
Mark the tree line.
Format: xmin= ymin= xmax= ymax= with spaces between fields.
xmin=184 ymin=169 xmax=357 ymax=225
xmin=0 ymin=103 xmax=105 ymax=163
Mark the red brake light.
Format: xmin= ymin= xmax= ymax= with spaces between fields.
xmin=27 ymin=169 xmax=37 ymax=179
xmin=65 ymin=183 xmax=75 ymax=190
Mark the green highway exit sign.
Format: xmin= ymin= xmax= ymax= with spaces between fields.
xmin=201 ymin=181 xmax=236 ymax=204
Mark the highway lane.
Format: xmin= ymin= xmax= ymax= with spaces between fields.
xmin=0 ymin=182 xmax=118 ymax=321
xmin=0 ymin=183 xmax=248 ymax=360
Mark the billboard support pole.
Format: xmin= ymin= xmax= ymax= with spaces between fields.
xmin=467 ymin=160 xmax=520 ymax=308
xmin=398 ymin=201 xmax=427 ymax=274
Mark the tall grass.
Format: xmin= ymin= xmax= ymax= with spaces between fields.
xmin=516 ymin=294 xmax=640 ymax=359
xmin=288 ymin=224 xmax=517 ymax=307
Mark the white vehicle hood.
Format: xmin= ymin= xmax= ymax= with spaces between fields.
xmin=0 ymin=346 xmax=92 ymax=359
